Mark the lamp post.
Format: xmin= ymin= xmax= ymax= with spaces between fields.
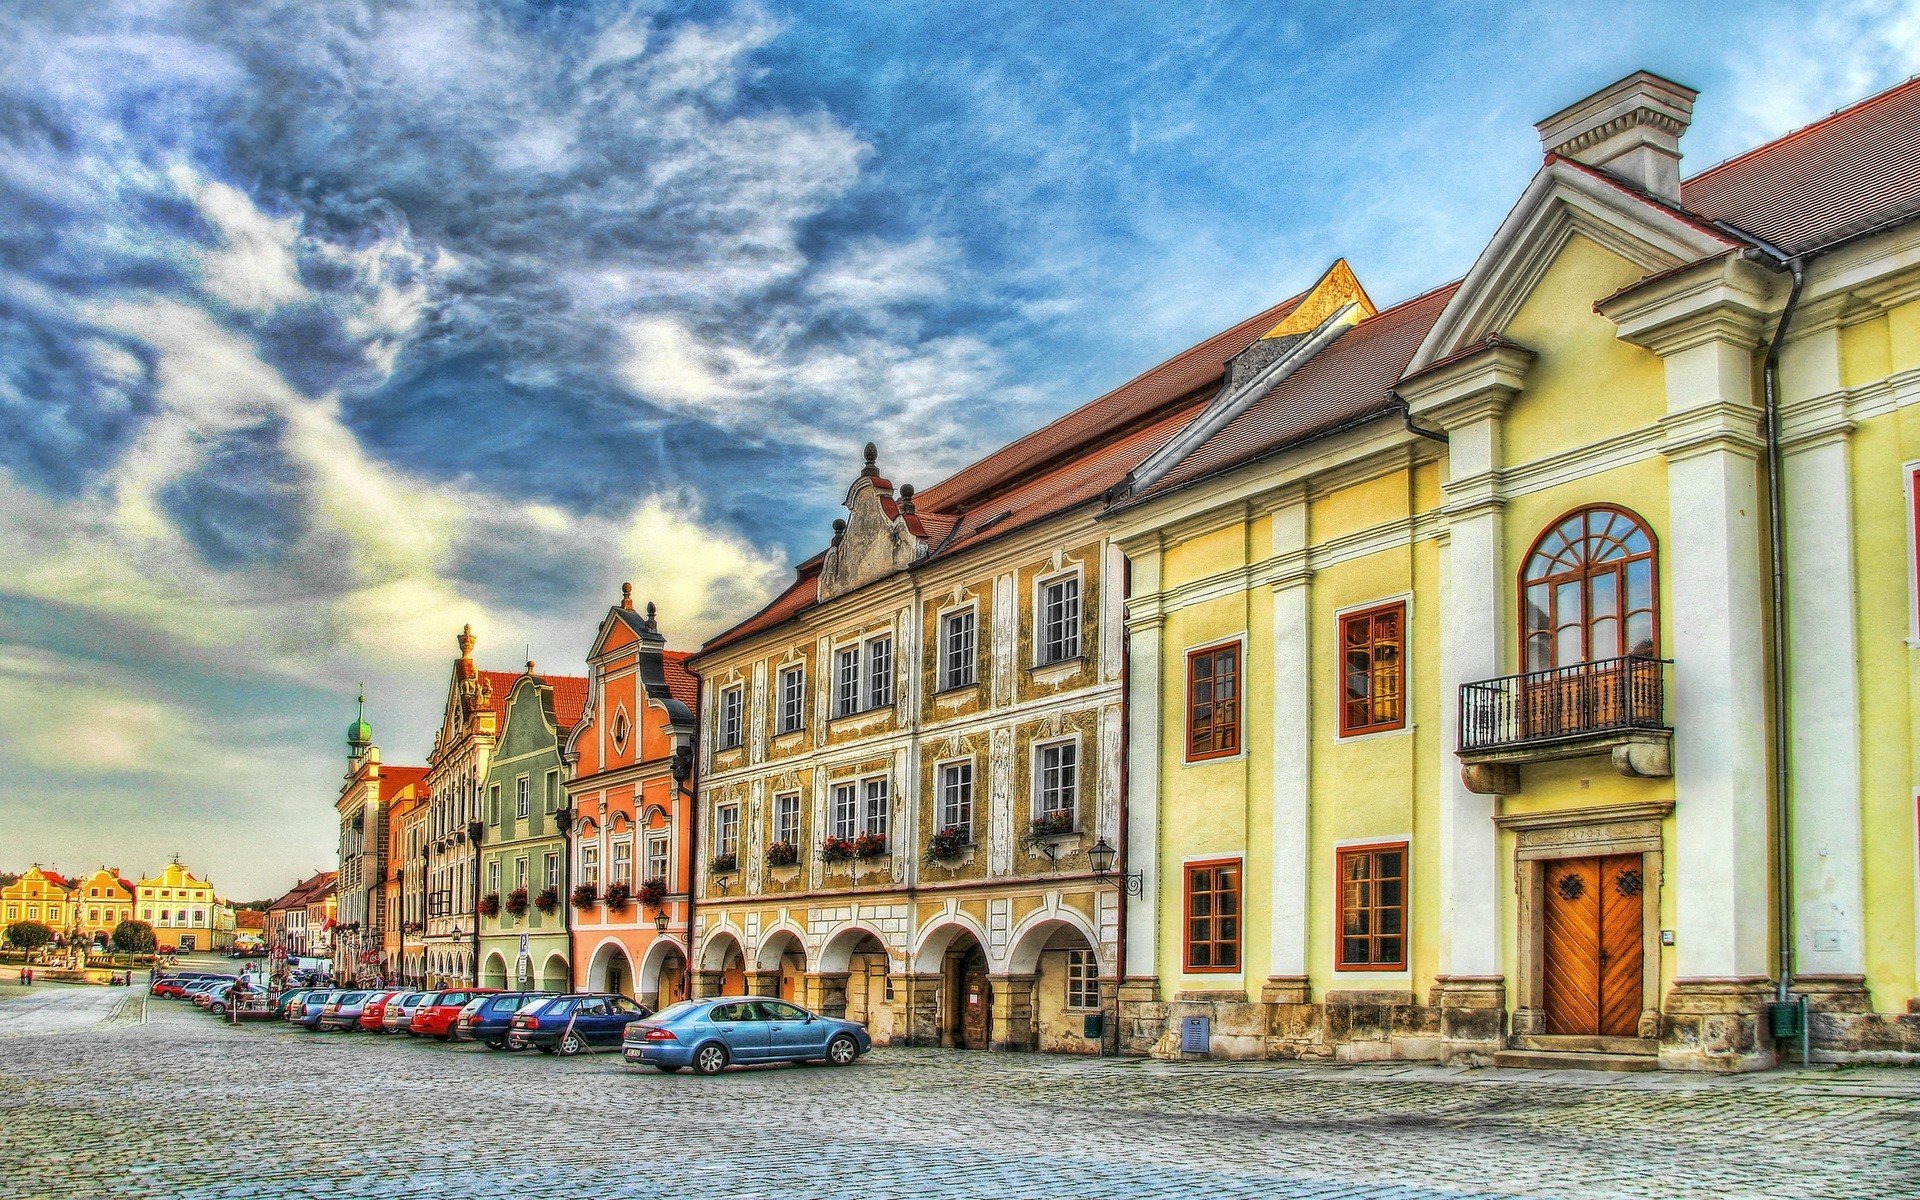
xmin=1084 ymin=837 xmax=1142 ymax=1056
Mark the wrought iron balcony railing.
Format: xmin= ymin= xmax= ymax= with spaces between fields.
xmin=1459 ymin=655 xmax=1671 ymax=754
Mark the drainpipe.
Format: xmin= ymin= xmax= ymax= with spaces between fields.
xmin=1399 ymin=395 xmax=1450 ymax=445
xmin=903 ymin=571 xmax=925 ymax=1045
xmin=1759 ymin=252 xmax=1807 ymax=1007
xmin=1112 ymin=553 xmax=1131 ymax=1056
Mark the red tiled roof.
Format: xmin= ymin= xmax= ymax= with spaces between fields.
xmin=41 ymin=870 xmax=73 ymax=890
xmin=544 ymin=673 xmax=589 ymax=732
xmin=477 ymin=670 xmax=522 ymax=726
xmin=701 ymin=559 xmax=824 ymax=654
xmin=1681 ymin=75 xmax=1920 ymax=255
xmin=662 ymin=651 xmax=699 ymax=710
xmin=378 ymin=765 xmax=429 ymax=801
xmin=1136 ymin=283 xmax=1458 ymax=499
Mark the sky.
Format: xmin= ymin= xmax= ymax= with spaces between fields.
xmin=1 ymin=0 xmax=1915 ymax=900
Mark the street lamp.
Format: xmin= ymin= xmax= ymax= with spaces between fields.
xmin=1086 ymin=838 xmax=1144 ymax=897
xmin=653 ymin=911 xmax=669 ymax=935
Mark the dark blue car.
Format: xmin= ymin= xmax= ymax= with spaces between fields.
xmin=454 ymin=991 xmax=553 ymax=1049
xmin=621 ymin=996 xmax=871 ymax=1074
xmin=506 ymin=993 xmax=651 ymax=1055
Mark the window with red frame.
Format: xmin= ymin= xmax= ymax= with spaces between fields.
xmin=1184 ymin=859 xmax=1240 ymax=972
xmin=1337 ymin=843 xmax=1407 ymax=970
xmin=1339 ymin=602 xmax=1405 ymax=737
xmin=1186 ymin=643 xmax=1241 ymax=761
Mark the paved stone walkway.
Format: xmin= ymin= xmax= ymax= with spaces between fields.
xmin=2 ymin=987 xmax=1916 ymax=1199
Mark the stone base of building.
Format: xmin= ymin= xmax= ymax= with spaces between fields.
xmin=1795 ymin=975 xmax=1920 ymax=1064
xmin=1658 ymin=977 xmax=1776 ymax=1072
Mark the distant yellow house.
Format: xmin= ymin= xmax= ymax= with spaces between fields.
xmin=71 ymin=867 xmax=137 ymax=944
xmin=1106 ymin=72 xmax=1920 ymax=1070
xmin=2 ymin=865 xmax=76 ymax=934
xmin=135 ymin=858 xmax=224 ymax=953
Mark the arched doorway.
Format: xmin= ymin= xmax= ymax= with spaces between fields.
xmin=701 ymin=932 xmax=748 ymax=997
xmin=480 ymin=952 xmax=509 ymax=990
xmin=1007 ymin=914 xmax=1102 ymax=1054
xmin=637 ymin=937 xmax=688 ymax=1011
xmin=756 ymin=930 xmax=808 ymax=1003
xmin=588 ymin=941 xmax=635 ymax=1000
xmin=915 ymin=922 xmax=991 ymax=1049
xmin=540 ymin=953 xmax=569 ymax=993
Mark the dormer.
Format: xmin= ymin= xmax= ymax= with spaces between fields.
xmin=817 ymin=443 xmax=929 ymax=602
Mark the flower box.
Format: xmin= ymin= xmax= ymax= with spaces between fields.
xmin=818 ymin=836 xmax=855 ymax=864
xmin=765 ymin=841 xmax=800 ymax=868
xmin=925 ymin=825 xmax=971 ymax=862
xmin=708 ymin=853 xmax=738 ymax=875
xmin=637 ymin=877 xmax=667 ymax=908
xmin=504 ymin=888 xmax=529 ymax=918
xmin=477 ymin=893 xmax=501 ymax=918
xmin=570 ymin=884 xmax=600 ymax=910
xmin=604 ymin=882 xmax=633 ymax=910
xmin=1021 ymin=811 xmax=1077 ymax=852
xmin=534 ymin=887 xmax=559 ymax=915
xmin=852 ymin=832 xmax=888 ymax=860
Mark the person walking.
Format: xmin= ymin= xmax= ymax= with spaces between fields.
xmin=21 ymin=967 xmax=32 ymax=987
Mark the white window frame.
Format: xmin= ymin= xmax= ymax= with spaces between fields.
xmin=720 ymin=685 xmax=744 ymax=750
xmin=830 ymin=782 xmax=859 ymax=840
xmin=516 ymin=775 xmax=530 ymax=819
xmin=1065 ymin=947 xmax=1100 ymax=1009
xmin=580 ymin=843 xmax=600 ymax=890
xmin=862 ymin=776 xmax=890 ymax=838
xmin=867 ymin=635 xmax=894 ymax=710
xmin=487 ymin=861 xmax=501 ymax=896
xmin=1035 ymin=568 xmax=1083 ymax=665
xmin=936 ymin=757 xmax=975 ymax=835
xmin=835 ymin=646 xmax=861 ymax=717
xmin=644 ymin=832 xmax=669 ymax=882
xmin=1033 ymin=736 xmax=1081 ymax=823
xmin=773 ymin=791 xmax=801 ymax=846
xmin=611 ymin=838 xmax=633 ymax=886
xmin=939 ymin=603 xmax=978 ymax=690
xmin=777 ymin=663 xmax=806 ymax=733
xmin=515 ymin=856 xmax=529 ymax=892
xmin=545 ymin=850 xmax=561 ymax=888
xmin=716 ymin=804 xmax=741 ymax=858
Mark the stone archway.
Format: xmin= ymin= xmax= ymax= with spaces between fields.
xmin=480 ymin=951 xmax=509 ymax=990
xmin=587 ymin=940 xmax=635 ymax=1000
xmin=540 ymin=953 xmax=569 ymax=994
xmin=755 ymin=928 xmax=808 ymax=1002
xmin=699 ymin=931 xmax=747 ymax=997
xmin=915 ymin=921 xmax=991 ymax=1050
xmin=1005 ymin=912 xmax=1103 ymax=1054
xmin=638 ymin=937 xmax=688 ymax=1011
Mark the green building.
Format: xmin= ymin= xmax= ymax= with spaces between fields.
xmin=477 ymin=665 xmax=586 ymax=994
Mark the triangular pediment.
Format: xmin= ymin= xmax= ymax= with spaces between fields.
xmin=1406 ymin=158 xmax=1736 ymax=375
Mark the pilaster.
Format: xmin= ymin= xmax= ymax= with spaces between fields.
xmin=1266 ymin=487 xmax=1311 ymax=990
xmin=1121 ymin=541 xmax=1165 ymax=991
xmin=989 ymin=973 xmax=1038 ymax=1051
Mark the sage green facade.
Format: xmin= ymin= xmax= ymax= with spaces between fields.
xmin=478 ymin=672 xmax=572 ymax=993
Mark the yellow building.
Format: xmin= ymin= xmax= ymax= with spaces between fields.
xmin=2 ymin=865 xmax=76 ymax=934
xmin=135 ymin=858 xmax=223 ymax=954
xmin=1104 ymin=72 xmax=1920 ymax=1070
xmin=71 ymin=868 xmax=137 ymax=945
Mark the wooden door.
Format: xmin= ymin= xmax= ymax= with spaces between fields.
xmin=1541 ymin=854 xmax=1645 ymax=1037
xmin=959 ymin=950 xmax=991 ymax=1050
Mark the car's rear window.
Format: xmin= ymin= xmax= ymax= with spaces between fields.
xmin=439 ymin=991 xmax=471 ymax=1005
xmin=412 ymin=992 xmax=440 ymax=1006
xmin=339 ymin=992 xmax=367 ymax=1003
xmin=488 ymin=996 xmax=526 ymax=1012
xmin=652 ymin=1000 xmax=704 ymax=1023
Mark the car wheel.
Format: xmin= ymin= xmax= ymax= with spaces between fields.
xmin=654 ymin=1063 xmax=683 ymax=1073
xmin=558 ymin=1033 xmax=586 ymax=1057
xmin=486 ymin=1038 xmax=505 ymax=1050
xmin=692 ymin=1043 xmax=729 ymax=1075
xmin=538 ymin=1045 xmax=557 ymax=1055
xmin=826 ymin=1035 xmax=859 ymax=1066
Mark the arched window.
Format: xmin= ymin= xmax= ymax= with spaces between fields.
xmin=1521 ymin=506 xmax=1658 ymax=670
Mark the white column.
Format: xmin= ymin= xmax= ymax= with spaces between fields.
xmin=1437 ymin=411 xmax=1506 ymax=979
xmin=1267 ymin=492 xmax=1312 ymax=982
xmin=1122 ymin=544 xmax=1164 ymax=981
xmin=1777 ymin=328 xmax=1866 ymax=979
xmin=1661 ymin=337 xmax=1774 ymax=981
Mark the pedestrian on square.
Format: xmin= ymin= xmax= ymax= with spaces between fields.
xmin=22 ymin=967 xmax=32 ymax=986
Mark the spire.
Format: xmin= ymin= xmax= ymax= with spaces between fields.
xmin=347 ymin=686 xmax=373 ymax=755
xmin=457 ymin=623 xmax=476 ymax=660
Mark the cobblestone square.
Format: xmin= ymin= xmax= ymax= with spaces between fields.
xmin=3 ymin=988 xmax=1917 ymax=1199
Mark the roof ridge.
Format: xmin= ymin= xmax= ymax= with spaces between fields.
xmin=1683 ymin=73 xmax=1920 ymax=187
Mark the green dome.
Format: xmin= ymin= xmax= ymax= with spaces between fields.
xmin=347 ymin=692 xmax=373 ymax=751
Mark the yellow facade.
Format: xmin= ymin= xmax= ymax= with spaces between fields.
xmin=2 ymin=866 xmax=76 ymax=934
xmin=135 ymin=859 xmax=222 ymax=953
xmin=71 ymin=868 xmax=136 ymax=943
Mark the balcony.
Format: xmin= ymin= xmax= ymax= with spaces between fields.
xmin=1457 ymin=656 xmax=1672 ymax=795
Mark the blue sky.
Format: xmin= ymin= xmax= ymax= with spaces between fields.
xmin=2 ymin=0 xmax=1914 ymax=898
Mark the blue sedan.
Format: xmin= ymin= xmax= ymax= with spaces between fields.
xmin=622 ymin=997 xmax=871 ymax=1074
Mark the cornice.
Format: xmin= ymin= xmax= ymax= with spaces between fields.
xmin=1659 ymin=400 xmax=1766 ymax=461
xmin=1599 ymin=253 xmax=1783 ymax=354
xmin=1398 ymin=341 xmax=1536 ymax=425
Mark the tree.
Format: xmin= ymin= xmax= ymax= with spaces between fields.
xmin=4 ymin=921 xmax=53 ymax=951
xmin=111 ymin=919 xmax=156 ymax=955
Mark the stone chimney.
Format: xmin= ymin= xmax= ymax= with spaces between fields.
xmin=1536 ymin=70 xmax=1697 ymax=203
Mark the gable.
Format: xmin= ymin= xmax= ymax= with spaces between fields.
xmin=818 ymin=476 xmax=922 ymax=601
xmin=1408 ymin=158 xmax=1735 ymax=375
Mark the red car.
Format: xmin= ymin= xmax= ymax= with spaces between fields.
xmin=408 ymin=988 xmax=497 ymax=1039
xmin=357 ymin=990 xmax=407 ymax=1032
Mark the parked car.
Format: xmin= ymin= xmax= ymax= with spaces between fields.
xmin=507 ymin=993 xmax=651 ymax=1055
xmin=622 ymin=997 xmax=870 ymax=1074
xmin=357 ymin=990 xmax=408 ymax=1032
xmin=316 ymin=991 xmax=374 ymax=1032
xmin=382 ymin=991 xmax=432 ymax=1033
xmin=454 ymin=992 xmax=552 ymax=1049
xmin=151 ymin=972 xmax=232 ymax=998
xmin=409 ymin=988 xmax=497 ymax=1040
xmin=181 ymin=979 xmax=227 ymax=1004
xmin=273 ymin=989 xmax=316 ymax=1019
xmin=290 ymin=990 xmax=340 ymax=1030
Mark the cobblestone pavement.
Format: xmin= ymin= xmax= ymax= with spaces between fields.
xmin=3 ymin=988 xmax=1917 ymax=1200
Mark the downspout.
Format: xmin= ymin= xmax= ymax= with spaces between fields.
xmin=1399 ymin=395 xmax=1450 ymax=445
xmin=469 ymin=819 xmax=483 ymax=986
xmin=1113 ymin=554 xmax=1131 ymax=1056
xmin=1759 ymin=252 xmax=1807 ymax=1006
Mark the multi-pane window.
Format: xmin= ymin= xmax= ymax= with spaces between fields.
xmin=1337 ymin=843 xmax=1407 ymax=970
xmin=1039 ymin=575 xmax=1081 ymax=664
xmin=867 ymin=636 xmax=893 ymax=709
xmin=487 ymin=861 xmax=501 ymax=896
xmin=774 ymin=792 xmax=801 ymax=846
xmin=1065 ymin=947 xmax=1100 ymax=1009
xmin=720 ymin=685 xmax=744 ymax=750
xmin=1522 ymin=506 xmax=1658 ymax=669
xmin=937 ymin=760 xmax=974 ymax=833
xmin=863 ymin=778 xmax=890 ymax=837
xmin=581 ymin=844 xmax=599 ymax=889
xmin=1036 ymin=741 xmax=1078 ymax=821
xmin=835 ymin=647 xmax=861 ymax=717
xmin=1187 ymin=642 xmax=1241 ymax=761
xmin=1340 ymin=603 xmax=1406 ymax=737
xmin=545 ymin=851 xmax=561 ymax=887
xmin=716 ymin=805 xmax=741 ymax=858
xmin=515 ymin=857 xmax=529 ymax=891
xmin=831 ymin=782 xmax=859 ymax=840
xmin=1184 ymin=859 xmax=1241 ymax=972
xmin=777 ymin=665 xmax=805 ymax=733
xmin=644 ymin=834 xmax=668 ymax=881
xmin=941 ymin=608 xmax=977 ymax=690
xmin=612 ymin=840 xmax=632 ymax=886
xmin=516 ymin=776 xmax=530 ymax=819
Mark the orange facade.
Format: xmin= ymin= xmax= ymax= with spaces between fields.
xmin=565 ymin=586 xmax=699 ymax=1008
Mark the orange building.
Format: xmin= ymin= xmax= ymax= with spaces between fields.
xmin=382 ymin=777 xmax=428 ymax=982
xmin=565 ymin=585 xmax=699 ymax=1007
